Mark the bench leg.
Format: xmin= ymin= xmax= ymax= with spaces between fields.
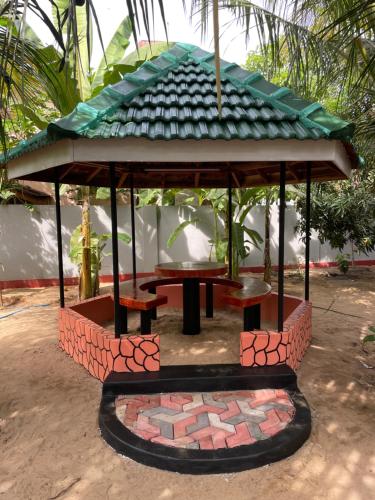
xmin=183 ymin=278 xmax=200 ymax=335
xmin=140 ymin=310 xmax=152 ymax=334
xmin=243 ymin=304 xmax=261 ymax=331
xmin=149 ymin=287 xmax=157 ymax=320
xmin=205 ymin=282 xmax=213 ymax=318
xmin=120 ymin=305 xmax=128 ymax=333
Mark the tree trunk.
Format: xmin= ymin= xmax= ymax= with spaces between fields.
xmin=79 ymin=186 xmax=92 ymax=300
xmin=263 ymin=191 xmax=272 ymax=284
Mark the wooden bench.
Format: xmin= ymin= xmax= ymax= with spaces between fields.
xmin=116 ymin=277 xmax=189 ymax=334
xmin=117 ymin=279 xmax=168 ymax=334
xmin=201 ymin=276 xmax=272 ymax=330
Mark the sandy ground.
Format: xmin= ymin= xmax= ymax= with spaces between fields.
xmin=0 ymin=268 xmax=374 ymax=500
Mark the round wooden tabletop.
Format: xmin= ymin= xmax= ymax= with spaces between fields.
xmin=224 ymin=277 xmax=272 ymax=307
xmin=155 ymin=261 xmax=228 ymax=278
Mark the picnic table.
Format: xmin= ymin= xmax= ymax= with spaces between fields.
xmin=154 ymin=261 xmax=227 ymax=335
xmin=116 ymin=263 xmax=271 ymax=335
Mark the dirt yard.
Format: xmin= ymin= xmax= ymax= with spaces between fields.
xmin=0 ymin=268 xmax=374 ymax=500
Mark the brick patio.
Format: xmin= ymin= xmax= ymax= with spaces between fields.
xmin=115 ymin=389 xmax=295 ymax=450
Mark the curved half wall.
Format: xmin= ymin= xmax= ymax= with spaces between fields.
xmin=58 ymin=284 xmax=312 ymax=381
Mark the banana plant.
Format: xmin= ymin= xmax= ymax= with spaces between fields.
xmin=14 ymin=10 xmax=146 ymax=301
xmin=14 ymin=12 xmax=137 ymax=127
xmin=243 ymin=186 xmax=297 ymax=284
xmin=167 ymin=188 xmax=263 ymax=278
xmin=69 ymin=224 xmax=131 ymax=299
xmin=91 ymin=15 xmax=133 ymax=91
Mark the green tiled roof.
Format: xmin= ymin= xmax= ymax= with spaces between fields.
xmin=3 ymin=42 xmax=355 ymax=162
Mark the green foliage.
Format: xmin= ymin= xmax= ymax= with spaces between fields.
xmin=0 ymin=8 xmax=138 ymax=152
xmin=136 ymin=188 xmax=183 ymax=207
xmin=246 ymin=31 xmax=375 ymax=266
xmin=91 ymin=63 xmax=141 ymax=97
xmin=245 ymin=51 xmax=288 ymax=87
xmin=92 ymin=16 xmax=133 ymax=89
xmin=167 ymin=217 xmax=199 ymax=248
xmin=137 ymin=189 xmax=163 ymax=207
xmin=165 ymin=188 xmax=263 ymax=277
xmin=95 ymin=187 xmax=110 ymax=200
xmin=0 ymin=179 xmax=16 ymax=203
xmin=13 ymin=104 xmax=49 ymax=130
xmin=295 ymin=171 xmax=375 ymax=254
xmin=69 ymin=224 xmax=130 ymax=295
xmin=52 ymin=0 xmax=92 ymax=100
xmin=121 ymin=42 xmax=174 ymax=65
xmin=336 ymin=253 xmax=350 ymax=274
xmin=363 ymin=326 xmax=375 ymax=344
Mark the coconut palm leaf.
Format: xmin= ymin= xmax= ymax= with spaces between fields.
xmin=190 ymin=1 xmax=374 ymax=102
xmin=0 ymin=0 xmax=170 ymax=149
xmin=52 ymin=0 xmax=93 ymax=100
xmin=124 ymin=0 xmax=169 ymax=49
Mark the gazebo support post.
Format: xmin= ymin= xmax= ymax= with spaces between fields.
xmin=130 ymin=173 xmax=137 ymax=282
xmin=54 ymin=182 xmax=65 ymax=308
xmin=305 ymin=162 xmax=311 ymax=301
xmin=278 ymin=162 xmax=286 ymax=332
xmin=109 ymin=163 xmax=126 ymax=337
xmin=205 ymin=165 xmax=216 ymax=317
xmin=228 ymin=171 xmax=233 ymax=278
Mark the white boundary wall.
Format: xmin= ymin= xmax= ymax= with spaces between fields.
xmin=1 ymin=205 xmax=374 ymax=282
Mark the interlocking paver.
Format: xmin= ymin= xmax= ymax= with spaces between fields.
xmin=202 ymin=393 xmax=227 ymax=408
xmin=160 ymin=394 xmax=183 ymax=411
xmin=185 ymin=413 xmax=209 ymax=435
xmin=182 ymin=393 xmax=204 ymax=411
xmin=218 ymin=400 xmax=241 ymax=421
xmin=142 ymin=406 xmax=180 ymax=417
xmin=115 ymin=389 xmax=295 ymax=450
xmin=208 ymin=413 xmax=235 ymax=433
xmin=149 ymin=417 xmax=174 ymax=439
xmin=174 ymin=414 xmax=198 ymax=438
xmin=226 ymin=422 xmax=255 ymax=447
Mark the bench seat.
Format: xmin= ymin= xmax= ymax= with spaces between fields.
xmin=222 ymin=276 xmax=272 ymax=308
xmin=201 ymin=276 xmax=271 ymax=330
xmin=118 ymin=280 xmax=168 ymax=311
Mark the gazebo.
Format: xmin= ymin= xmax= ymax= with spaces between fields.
xmin=3 ymin=43 xmax=359 ymax=473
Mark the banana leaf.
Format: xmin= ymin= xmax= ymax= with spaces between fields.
xmin=14 ymin=104 xmax=48 ymax=130
xmin=167 ymin=218 xmax=199 ymax=248
xmin=92 ymin=16 xmax=133 ymax=89
xmin=53 ymin=0 xmax=92 ymax=100
xmin=121 ymin=41 xmax=174 ymax=65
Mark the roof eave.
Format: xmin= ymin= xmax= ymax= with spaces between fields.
xmin=7 ymin=137 xmax=355 ymax=185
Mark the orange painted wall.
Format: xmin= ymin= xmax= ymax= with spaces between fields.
xmin=58 ymin=288 xmax=311 ymax=381
xmin=240 ymin=297 xmax=312 ymax=370
xmin=59 ymin=295 xmax=160 ymax=381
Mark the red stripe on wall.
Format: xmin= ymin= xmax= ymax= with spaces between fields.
xmin=1 ymin=261 xmax=374 ymax=289
xmin=0 ymin=273 xmax=154 ymax=290
xmin=241 ymin=259 xmax=375 ymax=273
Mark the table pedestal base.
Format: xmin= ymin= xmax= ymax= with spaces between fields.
xmin=120 ymin=305 xmax=128 ymax=334
xmin=140 ymin=310 xmax=152 ymax=334
xmin=183 ymin=278 xmax=200 ymax=335
xmin=244 ymin=304 xmax=261 ymax=331
xmin=205 ymin=282 xmax=213 ymax=318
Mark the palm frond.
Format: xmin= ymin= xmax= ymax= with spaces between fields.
xmin=191 ymin=0 xmax=374 ymax=103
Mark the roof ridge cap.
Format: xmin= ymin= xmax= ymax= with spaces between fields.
xmin=47 ymin=44 xmax=195 ymax=138
xmin=185 ymin=45 xmax=353 ymax=139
